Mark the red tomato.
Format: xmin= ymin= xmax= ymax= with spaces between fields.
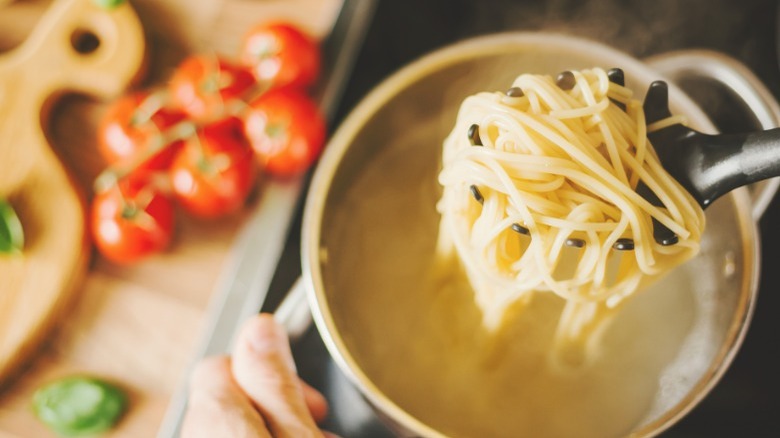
xmin=243 ymin=88 xmax=326 ymax=176
xmin=169 ymin=56 xmax=256 ymax=122
xmin=98 ymin=91 xmax=186 ymax=171
xmin=240 ymin=22 xmax=320 ymax=90
xmin=91 ymin=175 xmax=175 ymax=264
xmin=169 ymin=118 xmax=257 ymax=218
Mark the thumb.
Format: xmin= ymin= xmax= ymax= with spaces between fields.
xmin=183 ymin=356 xmax=270 ymax=438
xmin=231 ymin=314 xmax=323 ymax=438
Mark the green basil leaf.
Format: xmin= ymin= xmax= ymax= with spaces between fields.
xmin=33 ymin=376 xmax=127 ymax=437
xmin=0 ymin=199 xmax=24 ymax=255
xmin=91 ymin=0 xmax=127 ymax=10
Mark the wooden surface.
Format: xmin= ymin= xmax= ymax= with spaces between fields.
xmin=0 ymin=0 xmax=341 ymax=436
xmin=0 ymin=0 xmax=145 ymax=388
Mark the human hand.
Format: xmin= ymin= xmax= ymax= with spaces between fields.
xmin=182 ymin=314 xmax=332 ymax=438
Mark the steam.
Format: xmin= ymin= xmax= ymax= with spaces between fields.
xmin=458 ymin=0 xmax=752 ymax=59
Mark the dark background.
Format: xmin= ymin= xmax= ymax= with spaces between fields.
xmin=278 ymin=0 xmax=780 ymax=436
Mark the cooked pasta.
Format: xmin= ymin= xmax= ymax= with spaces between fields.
xmin=436 ymin=68 xmax=704 ymax=362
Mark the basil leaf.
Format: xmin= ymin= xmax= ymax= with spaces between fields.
xmin=91 ymin=0 xmax=127 ymax=10
xmin=33 ymin=376 xmax=127 ymax=437
xmin=0 ymin=199 xmax=24 ymax=254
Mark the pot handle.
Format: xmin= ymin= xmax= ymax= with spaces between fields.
xmin=645 ymin=50 xmax=780 ymax=220
xmin=274 ymin=276 xmax=313 ymax=342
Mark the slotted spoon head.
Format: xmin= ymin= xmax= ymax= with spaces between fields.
xmin=602 ymin=69 xmax=684 ymax=248
xmin=642 ymin=80 xmax=709 ymax=206
xmin=600 ymin=69 xmax=780 ymax=248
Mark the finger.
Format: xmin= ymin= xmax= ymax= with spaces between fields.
xmin=300 ymin=379 xmax=328 ymax=423
xmin=183 ymin=356 xmax=271 ymax=438
xmin=232 ymin=314 xmax=323 ymax=438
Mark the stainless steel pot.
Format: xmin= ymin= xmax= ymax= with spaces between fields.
xmin=300 ymin=33 xmax=780 ymax=437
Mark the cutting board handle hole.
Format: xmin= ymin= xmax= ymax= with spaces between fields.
xmin=70 ymin=28 xmax=100 ymax=55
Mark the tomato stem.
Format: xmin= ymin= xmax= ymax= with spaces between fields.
xmin=120 ymin=203 xmax=139 ymax=220
xmin=93 ymin=120 xmax=198 ymax=194
xmin=200 ymin=74 xmax=220 ymax=95
xmin=265 ymin=122 xmax=286 ymax=139
xmin=241 ymin=82 xmax=271 ymax=106
xmin=196 ymin=156 xmax=215 ymax=175
xmin=130 ymin=90 xmax=167 ymax=127
xmin=119 ymin=186 xmax=157 ymax=223
xmin=190 ymin=132 xmax=217 ymax=176
xmin=94 ymin=170 xmax=119 ymax=194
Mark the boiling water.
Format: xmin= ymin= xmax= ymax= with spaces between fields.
xmin=322 ymin=125 xmax=717 ymax=438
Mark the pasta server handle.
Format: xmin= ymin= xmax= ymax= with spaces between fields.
xmin=643 ymin=80 xmax=780 ymax=210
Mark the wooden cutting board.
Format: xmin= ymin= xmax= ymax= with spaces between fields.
xmin=0 ymin=0 xmax=341 ymax=436
xmin=0 ymin=0 xmax=145 ymax=384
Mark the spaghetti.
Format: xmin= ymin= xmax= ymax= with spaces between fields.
xmin=436 ymin=68 xmax=704 ymax=362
